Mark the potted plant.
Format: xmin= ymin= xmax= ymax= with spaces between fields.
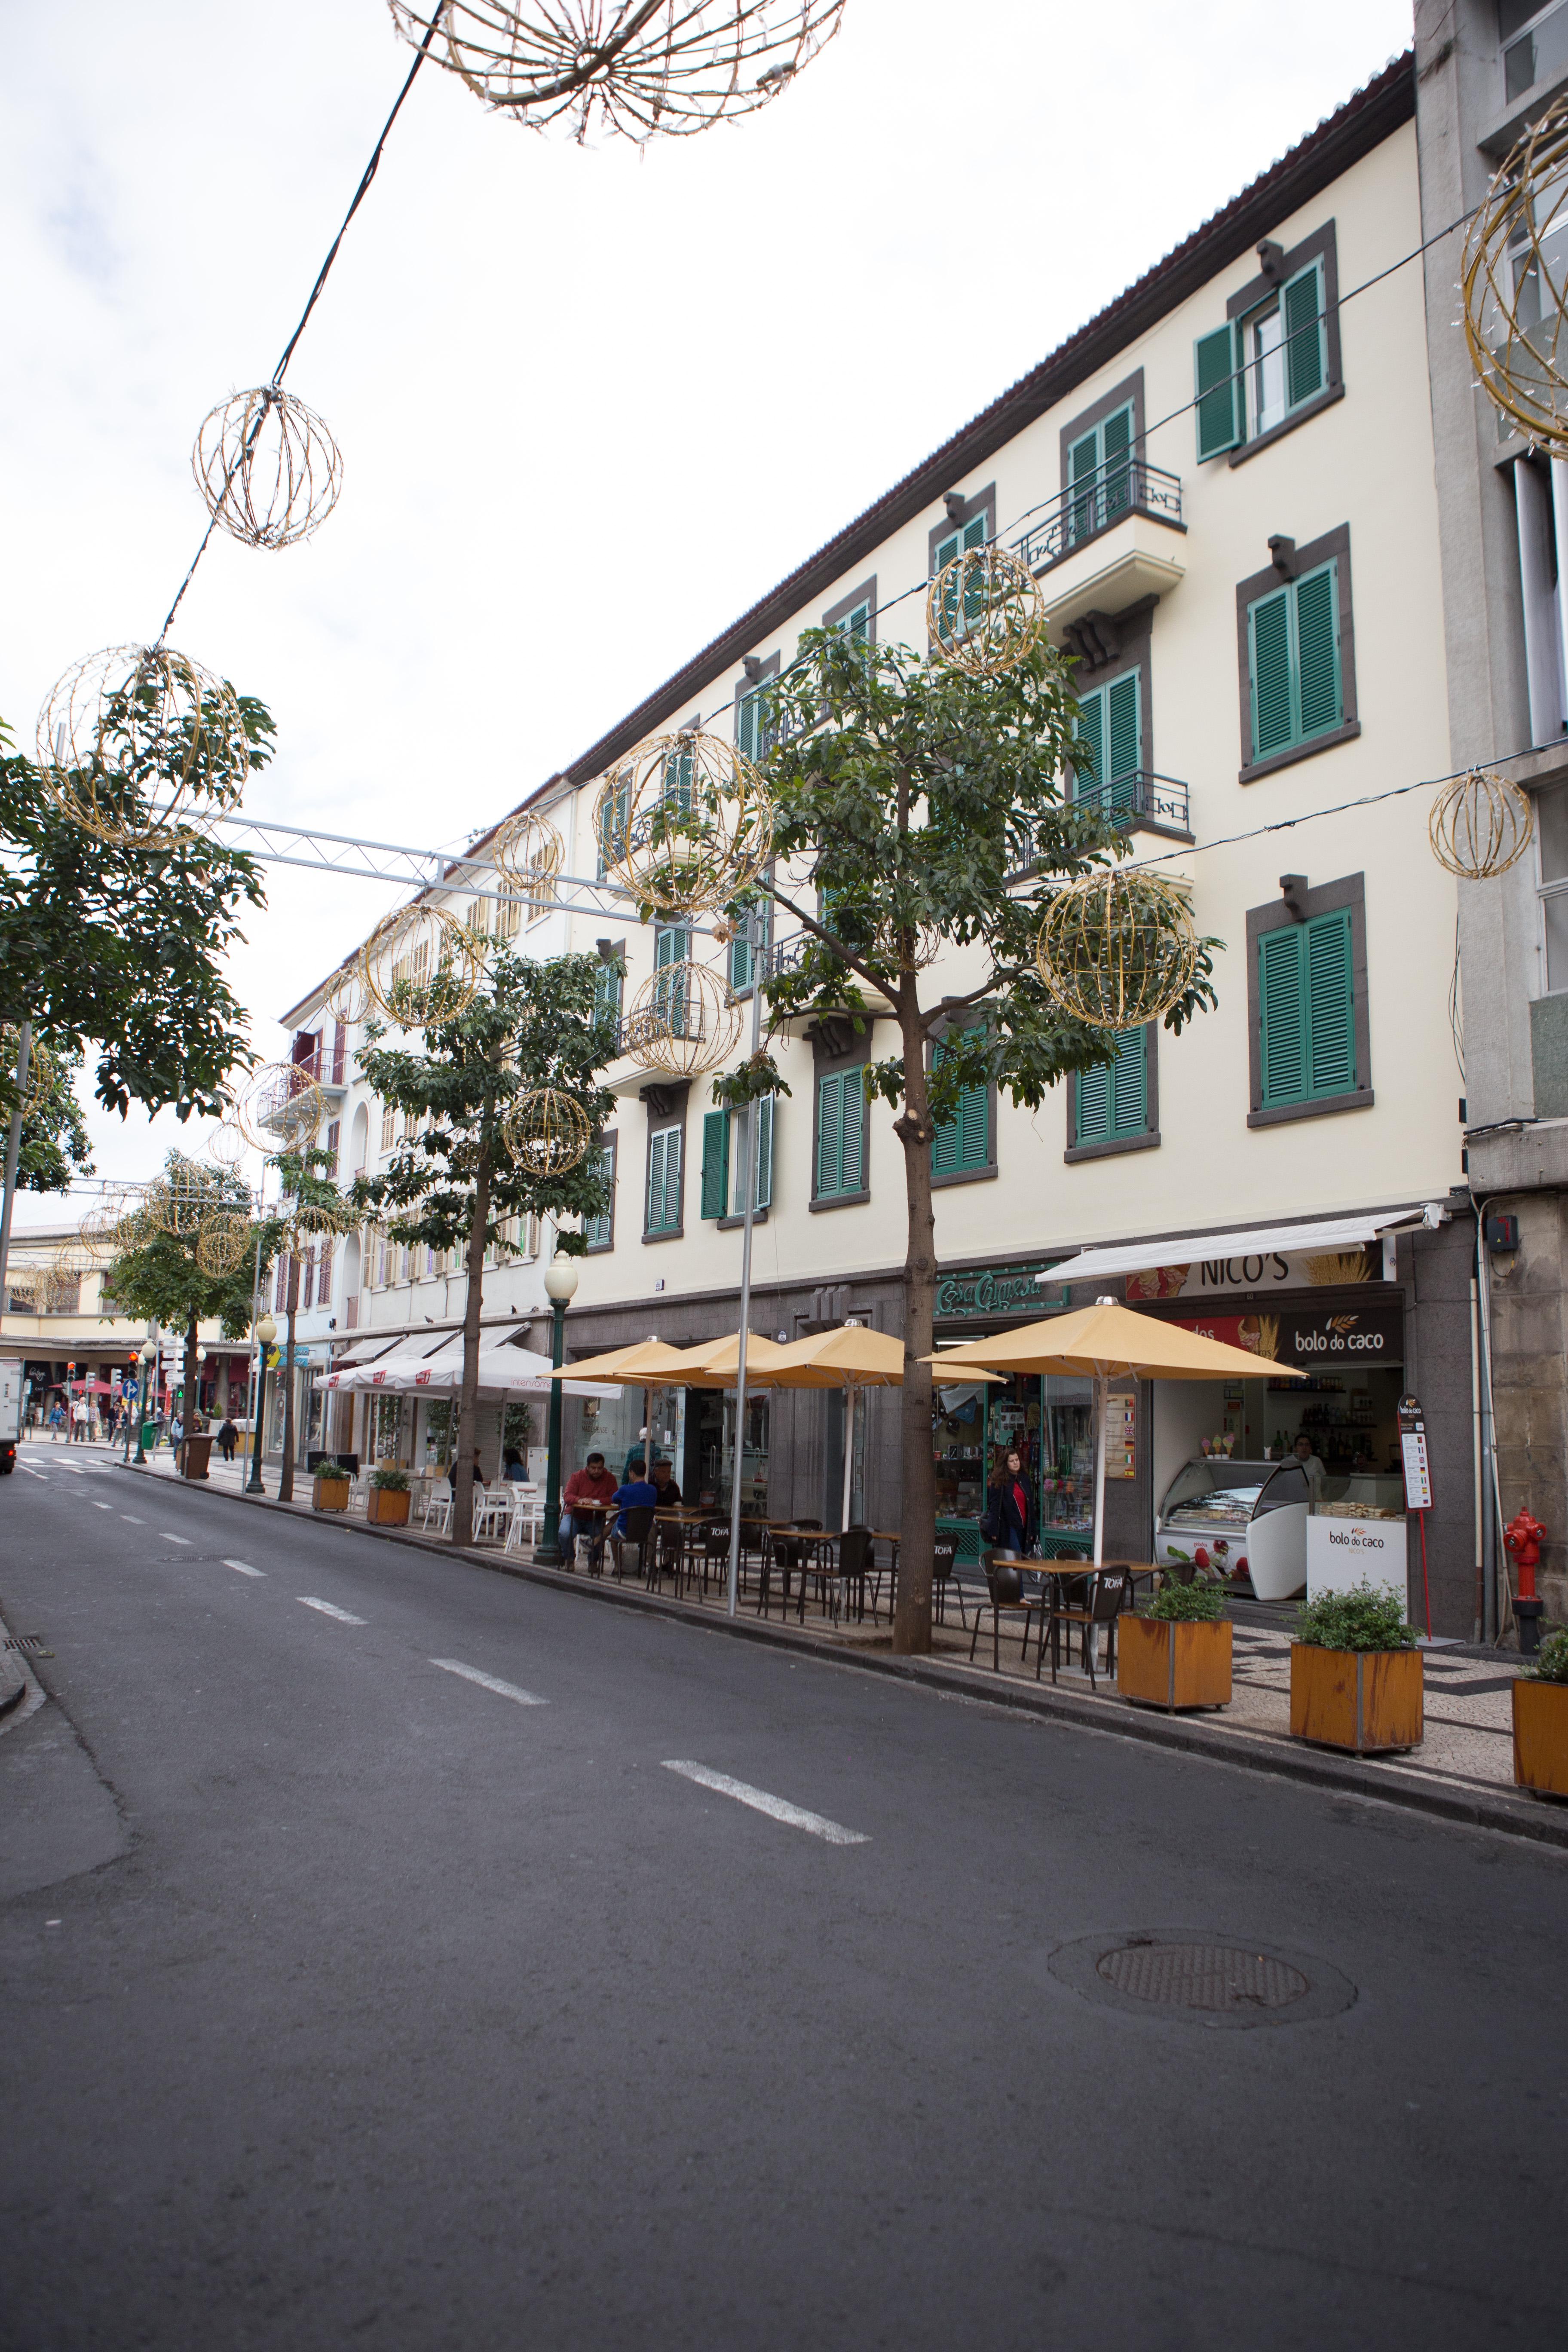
xmin=367 ymin=1464 xmax=412 ymax=1526
xmin=1119 ymin=1577 xmax=1232 ymax=1713
xmin=1513 ymin=1627 xmax=1568 ymax=1799
xmin=312 ymin=1456 xmax=352 ymax=1514
xmin=1290 ymin=1582 xmax=1422 ymax=1755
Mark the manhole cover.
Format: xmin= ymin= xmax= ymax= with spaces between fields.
xmin=1096 ymin=1941 xmax=1308 ymax=2012
xmin=1047 ymin=1931 xmax=1355 ymax=2029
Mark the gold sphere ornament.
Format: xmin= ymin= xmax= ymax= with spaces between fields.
xmin=0 ymin=1028 xmax=54 ymax=1119
xmin=502 ymin=1087 xmax=593 ymax=1176
xmin=205 ymin=1121 xmax=249 ymax=1171
xmin=390 ymin=0 xmax=844 ymax=144
xmin=192 ymin=385 xmax=344 ymax=550
xmin=148 ymin=1167 xmax=214 ymax=1240
xmin=928 ymin=543 xmax=1049 ymax=677
xmin=76 ymin=1193 xmax=127 ymax=1265
xmin=361 ymin=903 xmax=487 ymax=1024
xmin=196 ymin=1211 xmax=252 ymax=1278
xmin=285 ymin=1195 xmax=347 ymax=1246
xmin=1035 ymin=869 xmax=1198 ymax=1030
xmin=1463 ymin=93 xmax=1568 ymax=451
xmin=36 ymin=644 xmax=251 ymax=846
xmin=1428 ymin=769 xmax=1535 ymax=880
xmin=491 ymin=806 xmax=564 ymax=919
xmin=227 ymin=1063 xmax=326 ymax=1155
xmin=622 ymin=957 xmax=743 ymax=1078
xmin=597 ymin=731 xmax=772 ymax=915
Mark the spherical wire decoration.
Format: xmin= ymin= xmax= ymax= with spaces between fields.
xmin=491 ymin=805 xmax=565 ymax=920
xmin=622 ymin=957 xmax=742 ymax=1078
xmin=76 ymin=1193 xmax=126 ymax=1265
xmin=227 ymin=1063 xmax=326 ymax=1156
xmin=0 ymin=1028 xmax=54 ymax=1119
xmin=1428 ymin=769 xmax=1535 ymax=880
xmin=1462 ymin=93 xmax=1568 ymax=451
xmin=1035 ymin=869 xmax=1199 ymax=1030
xmin=36 ymin=645 xmax=251 ymax=846
xmin=927 ymin=543 xmax=1050 ymax=678
xmin=502 ymin=1086 xmax=593 ymax=1176
xmin=361 ymin=903 xmax=487 ymax=1025
xmin=148 ymin=1168 xmax=216 ymax=1240
xmin=390 ymin=0 xmax=845 ymax=143
xmin=206 ymin=1120 xmax=249 ymax=1171
xmin=597 ymin=731 xmax=772 ymax=916
xmin=196 ymin=1211 xmax=253 ymax=1279
xmin=192 ymin=385 xmax=344 ymax=550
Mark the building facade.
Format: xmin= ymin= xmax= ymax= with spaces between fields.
xmin=294 ymin=50 xmax=1491 ymax=1631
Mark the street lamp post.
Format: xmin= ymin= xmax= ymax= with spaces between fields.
xmin=247 ymin=1314 xmax=277 ymax=1497
xmin=534 ymin=1253 xmax=579 ymax=1567
xmin=132 ymin=1337 xmax=157 ymax=1466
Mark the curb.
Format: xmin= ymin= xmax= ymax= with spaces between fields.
xmin=117 ymin=1462 xmax=1568 ymax=1856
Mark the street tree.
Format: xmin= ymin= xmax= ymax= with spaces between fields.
xmin=270 ymin=1146 xmax=353 ymax=1503
xmin=7 ymin=1043 xmax=93 ymax=1193
xmin=102 ymin=1152 xmax=279 ymax=1461
xmin=350 ymin=944 xmax=616 ymax=1549
xmin=752 ymin=626 xmax=1220 ymax=1655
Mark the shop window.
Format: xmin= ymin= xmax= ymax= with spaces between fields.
xmin=815 ymin=1069 xmax=866 ymax=1202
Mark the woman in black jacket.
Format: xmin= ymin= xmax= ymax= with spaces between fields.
xmin=983 ymin=1447 xmax=1037 ymax=1556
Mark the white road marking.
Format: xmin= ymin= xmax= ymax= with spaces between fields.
xmin=20 ymin=1468 xmax=46 ymax=1481
xmin=298 ymin=1596 xmax=366 ymax=1624
xmin=429 ymin=1658 xmax=546 ymax=1707
xmin=660 ymin=1761 xmax=870 ymax=1846
xmin=223 ymin=1559 xmax=264 ymax=1579
xmin=158 ymin=1533 xmax=192 ymax=1546
xmin=121 ymin=1514 xmax=144 ymax=1524
xmin=91 ymin=1502 xmax=111 ymax=1511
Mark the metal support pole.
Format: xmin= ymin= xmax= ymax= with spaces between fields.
xmin=536 ymin=1298 xmax=568 ymax=1566
xmin=248 ymin=1354 xmax=270 ymax=1494
xmin=727 ymin=905 xmax=766 ymax=1620
xmin=0 ymin=1020 xmax=33 ymax=1314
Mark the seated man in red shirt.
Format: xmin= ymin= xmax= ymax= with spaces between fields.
xmin=561 ymin=1452 xmax=618 ymax=1570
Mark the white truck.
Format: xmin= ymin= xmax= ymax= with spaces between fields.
xmin=0 ymin=1362 xmax=20 ymax=1473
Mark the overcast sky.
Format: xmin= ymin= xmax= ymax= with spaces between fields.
xmin=1 ymin=0 xmax=1415 ymax=1219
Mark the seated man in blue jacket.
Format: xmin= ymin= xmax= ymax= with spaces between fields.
xmin=609 ymin=1458 xmax=659 ymax=1571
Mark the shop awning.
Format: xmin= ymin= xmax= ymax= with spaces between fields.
xmin=1035 ymin=1207 xmax=1442 ymax=1289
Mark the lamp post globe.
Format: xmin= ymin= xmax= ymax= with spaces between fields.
xmin=536 ymin=1254 xmax=581 ymax=1566
xmin=248 ymin=1314 xmax=278 ymax=1497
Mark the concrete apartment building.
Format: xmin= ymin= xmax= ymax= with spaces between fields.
xmin=288 ymin=47 xmax=1500 ymax=1633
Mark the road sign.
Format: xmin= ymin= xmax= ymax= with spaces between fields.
xmin=1398 ymin=1393 xmax=1432 ymax=1512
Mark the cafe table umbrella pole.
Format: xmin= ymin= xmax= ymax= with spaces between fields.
xmin=1092 ymin=1371 xmax=1108 ymax=1568
xmin=727 ymin=903 xmax=765 ymax=1620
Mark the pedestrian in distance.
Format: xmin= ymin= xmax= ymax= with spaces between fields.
xmin=981 ymin=1447 xmax=1037 ymax=1559
xmin=217 ymin=1418 xmax=239 ymax=1465
xmin=48 ymin=1401 xmax=65 ymax=1442
xmin=71 ymin=1397 xmax=89 ymax=1445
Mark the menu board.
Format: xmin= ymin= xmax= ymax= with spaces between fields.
xmin=1105 ymin=1391 xmax=1136 ymax=1480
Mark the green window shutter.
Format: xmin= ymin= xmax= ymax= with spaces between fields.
xmin=736 ymin=684 xmax=763 ymax=765
xmin=1195 ymin=323 xmax=1240 ymax=459
xmin=646 ymin=1129 xmax=667 ymax=1231
xmin=655 ymin=925 xmax=687 ymax=968
xmin=1111 ymin=1026 xmax=1147 ymax=1134
xmin=1075 ymin=1057 xmax=1112 ymax=1144
xmin=1069 ymin=429 xmax=1099 ymax=540
xmin=1259 ymin=928 xmax=1307 ymax=1106
xmin=1102 ymin=403 xmax=1133 ymax=520
xmin=1306 ymin=911 xmax=1355 ymax=1095
xmin=931 ymin=1038 xmax=990 ymax=1174
xmin=934 ymin=527 xmax=960 ymax=574
xmin=593 ymin=958 xmax=622 ymax=1023
xmin=840 ymin=1069 xmax=865 ymax=1190
xmin=962 ymin=512 xmax=987 ymax=554
xmin=1283 ymin=258 xmax=1326 ymax=408
xmin=1294 ymin=561 xmax=1341 ymax=741
xmin=587 ymin=1145 xmax=614 ymax=1248
xmin=700 ymin=1109 xmax=729 ymax=1219
xmin=728 ymin=931 xmax=752 ymax=992
xmin=750 ymin=1094 xmax=775 ymax=1211
xmin=1106 ymin=669 xmax=1141 ymax=792
xmin=835 ymin=600 xmax=870 ymax=643
xmin=1073 ymin=686 xmax=1105 ymax=796
xmin=816 ymin=1072 xmax=842 ymax=1196
xmin=1249 ymin=587 xmax=1294 ymax=761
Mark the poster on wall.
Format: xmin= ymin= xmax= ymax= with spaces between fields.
xmin=1104 ymin=1391 xmax=1136 ymax=1480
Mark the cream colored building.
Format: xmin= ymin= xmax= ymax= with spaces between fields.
xmin=292 ymin=51 xmax=1484 ymax=1627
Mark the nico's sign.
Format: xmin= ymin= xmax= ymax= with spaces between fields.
xmin=1399 ymin=1393 xmax=1432 ymax=1512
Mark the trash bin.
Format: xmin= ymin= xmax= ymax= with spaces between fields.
xmin=181 ymin=1433 xmax=214 ymax=1482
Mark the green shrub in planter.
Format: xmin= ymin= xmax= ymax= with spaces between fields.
xmin=371 ymin=1465 xmax=410 ymax=1492
xmin=1145 ymin=1579 xmax=1226 ymax=1623
xmin=1527 ymin=1627 xmax=1568 ymax=1683
xmin=1294 ymin=1582 xmax=1416 ymax=1652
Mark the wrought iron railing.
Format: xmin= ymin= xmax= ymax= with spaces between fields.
xmin=1010 ymin=457 xmax=1183 ymax=575
xmin=1069 ymin=770 xmax=1191 ymax=836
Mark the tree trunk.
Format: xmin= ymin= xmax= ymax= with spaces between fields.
xmin=451 ymin=1139 xmax=492 ymax=1549
xmin=893 ymin=991 xmax=937 ymax=1655
xmin=279 ymin=1251 xmax=300 ymax=1503
xmin=181 ymin=1313 xmax=199 ymax=1477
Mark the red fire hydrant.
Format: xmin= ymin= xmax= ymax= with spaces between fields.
xmin=1504 ymin=1510 xmax=1547 ymax=1654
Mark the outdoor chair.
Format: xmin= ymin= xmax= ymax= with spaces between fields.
xmin=646 ymin=1514 xmax=688 ymax=1595
xmin=931 ymin=1537 xmax=965 ymax=1629
xmin=836 ymin=1526 xmax=875 ymax=1621
xmin=612 ymin=1503 xmax=656 ymax=1581
xmin=426 ymin=1492 xmax=453 ymax=1536
xmin=756 ymin=1526 xmax=805 ymax=1619
xmin=969 ymin=1552 xmax=1039 ymax=1673
xmin=1041 ymin=1568 xmax=1130 ymax=1689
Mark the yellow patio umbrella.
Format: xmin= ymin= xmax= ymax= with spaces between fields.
xmin=922 ymin=1297 xmax=1306 ymax=1566
xmin=546 ymin=1338 xmax=696 ymax=1384
xmin=655 ymin=1331 xmax=795 ymax=1382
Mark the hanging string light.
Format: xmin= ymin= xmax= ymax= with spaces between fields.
xmin=360 ymin=903 xmax=487 ymax=1024
xmin=1428 ymin=769 xmax=1535 ymax=880
xmin=597 ymin=731 xmax=772 ymax=915
xmin=227 ymin=1063 xmax=327 ymax=1156
xmin=622 ymin=958 xmax=742 ymax=1077
xmin=196 ymin=1211 xmax=254 ymax=1278
xmin=192 ymin=386 xmax=344 ymax=548
xmin=1035 ymin=869 xmax=1198 ymax=1030
xmin=1463 ymin=92 xmax=1568 ymax=451
xmin=491 ymin=806 xmax=565 ymax=924
xmin=390 ymin=0 xmax=845 ymax=142
xmin=927 ymin=543 xmax=1050 ymax=678
xmin=35 ymin=646 xmax=251 ymax=848
xmin=502 ymin=1087 xmax=593 ymax=1175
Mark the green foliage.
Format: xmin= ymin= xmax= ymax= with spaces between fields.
xmin=371 ymin=1464 xmax=410 ymax=1491
xmin=1145 ymin=1578 xmax=1227 ymax=1623
xmin=14 ymin=1046 xmax=93 ymax=1191
xmin=753 ymin=628 xmax=1222 ymax=1127
xmin=1528 ymin=1627 xmax=1568 ymax=1683
xmin=350 ymin=947 xmax=616 ymax=1254
xmin=0 ymin=705 xmax=271 ymax=1121
xmin=710 ymin=1050 xmax=791 ymax=1110
xmin=1293 ymin=1582 xmax=1417 ymax=1653
xmin=102 ymin=1152 xmax=275 ymax=1342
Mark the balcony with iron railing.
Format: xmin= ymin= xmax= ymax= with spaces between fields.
xmin=1011 ymin=456 xmax=1183 ymax=578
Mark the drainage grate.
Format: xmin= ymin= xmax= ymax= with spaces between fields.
xmin=1097 ymin=1941 xmax=1308 ymax=2012
xmin=3 ymin=1635 xmax=50 ymax=1654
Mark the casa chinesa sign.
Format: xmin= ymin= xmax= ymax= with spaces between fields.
xmin=934 ymin=1262 xmax=1070 ymax=1321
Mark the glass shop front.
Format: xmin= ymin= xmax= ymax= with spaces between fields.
xmin=931 ymin=1258 xmax=1095 ymax=1562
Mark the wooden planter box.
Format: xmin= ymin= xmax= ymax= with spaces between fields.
xmin=1289 ymin=1644 xmax=1423 ymax=1754
xmin=1512 ymin=1679 xmax=1568 ymax=1799
xmin=1118 ymin=1616 xmax=1232 ymax=1712
xmin=367 ymin=1487 xmax=411 ymax=1527
xmin=312 ymin=1474 xmax=351 ymax=1514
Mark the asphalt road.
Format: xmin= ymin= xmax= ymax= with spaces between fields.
xmin=1 ymin=1457 xmax=1564 ymax=2352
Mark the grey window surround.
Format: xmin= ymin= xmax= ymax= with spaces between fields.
xmin=1064 ymin=1021 xmax=1161 ymax=1161
xmin=808 ymin=1188 xmax=870 ymax=1215
xmin=927 ymin=1009 xmax=997 ymax=1189
xmin=1059 ymin=368 xmax=1146 ymax=488
xmin=1245 ymin=871 xmax=1374 ymax=1128
xmin=716 ymin=1209 xmax=770 ymax=1231
xmin=641 ymin=1082 xmax=690 ymax=1243
xmin=1223 ymin=220 xmax=1343 ymax=466
xmin=811 ymin=1021 xmax=871 ymax=1209
xmin=824 ymin=576 xmax=878 ymax=640
xmin=585 ymin=1127 xmax=617 ymax=1253
xmin=733 ymin=651 xmax=779 ymax=727
xmin=1235 ymin=522 xmax=1358 ymax=784
xmin=927 ymin=484 xmax=996 ymax=576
